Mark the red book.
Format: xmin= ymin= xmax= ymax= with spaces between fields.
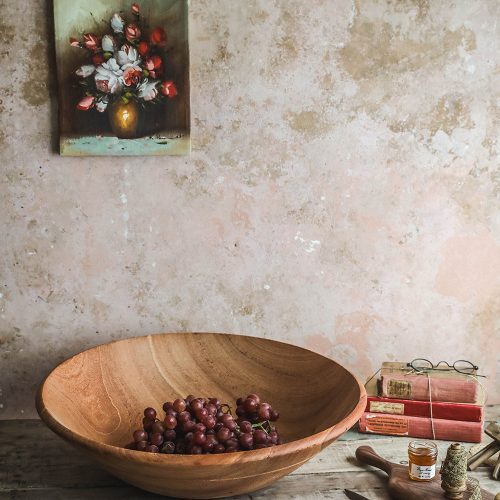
xmin=358 ymin=412 xmax=483 ymax=443
xmin=366 ymin=396 xmax=483 ymax=422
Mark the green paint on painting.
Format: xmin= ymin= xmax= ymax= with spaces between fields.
xmin=60 ymin=133 xmax=190 ymax=156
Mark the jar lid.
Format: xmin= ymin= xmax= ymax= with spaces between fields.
xmin=408 ymin=440 xmax=438 ymax=456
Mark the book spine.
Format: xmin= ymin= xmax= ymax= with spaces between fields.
xmin=358 ymin=412 xmax=483 ymax=443
xmin=380 ymin=374 xmax=480 ymax=404
xmin=366 ymin=397 xmax=483 ymax=422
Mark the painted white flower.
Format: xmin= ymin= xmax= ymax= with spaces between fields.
xmin=95 ymin=96 xmax=109 ymax=113
xmin=110 ymin=13 xmax=125 ymax=33
xmin=138 ymin=79 xmax=159 ymax=101
xmin=75 ymin=64 xmax=96 ymax=77
xmin=103 ymin=57 xmax=122 ymax=74
xmin=95 ymin=59 xmax=123 ymax=94
xmin=116 ymin=45 xmax=141 ymax=68
xmin=101 ymin=34 xmax=116 ymax=52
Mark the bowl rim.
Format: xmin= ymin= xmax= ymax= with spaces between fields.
xmin=36 ymin=331 xmax=367 ymax=466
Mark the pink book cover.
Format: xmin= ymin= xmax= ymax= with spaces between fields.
xmin=379 ymin=362 xmax=483 ymax=404
xmin=358 ymin=412 xmax=483 ymax=443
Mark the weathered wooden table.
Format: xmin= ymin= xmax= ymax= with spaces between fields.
xmin=1 ymin=406 xmax=499 ymax=499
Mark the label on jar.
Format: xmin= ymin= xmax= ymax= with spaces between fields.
xmin=410 ymin=463 xmax=436 ymax=480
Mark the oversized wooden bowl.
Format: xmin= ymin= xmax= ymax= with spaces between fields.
xmin=36 ymin=332 xmax=366 ymax=498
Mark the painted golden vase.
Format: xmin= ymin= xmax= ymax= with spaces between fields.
xmin=108 ymin=100 xmax=140 ymax=139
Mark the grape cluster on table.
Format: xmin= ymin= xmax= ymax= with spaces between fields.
xmin=130 ymin=394 xmax=283 ymax=454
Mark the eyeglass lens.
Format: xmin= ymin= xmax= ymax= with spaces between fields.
xmin=453 ymin=360 xmax=476 ymax=374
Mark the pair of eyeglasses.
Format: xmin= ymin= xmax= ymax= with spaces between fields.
xmin=407 ymin=358 xmax=485 ymax=377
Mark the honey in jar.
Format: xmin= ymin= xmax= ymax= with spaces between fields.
xmin=408 ymin=440 xmax=438 ymax=481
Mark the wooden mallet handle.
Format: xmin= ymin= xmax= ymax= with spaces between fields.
xmin=356 ymin=445 xmax=394 ymax=475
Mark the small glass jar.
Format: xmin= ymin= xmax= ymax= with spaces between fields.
xmin=408 ymin=440 xmax=438 ymax=481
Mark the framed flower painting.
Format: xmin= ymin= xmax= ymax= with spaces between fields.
xmin=53 ymin=0 xmax=190 ymax=156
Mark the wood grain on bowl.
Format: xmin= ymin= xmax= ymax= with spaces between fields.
xmin=36 ymin=332 xmax=366 ymax=498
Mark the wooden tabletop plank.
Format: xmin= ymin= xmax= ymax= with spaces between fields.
xmin=1 ymin=409 xmax=499 ymax=499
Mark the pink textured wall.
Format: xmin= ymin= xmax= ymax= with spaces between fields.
xmin=0 ymin=0 xmax=499 ymax=417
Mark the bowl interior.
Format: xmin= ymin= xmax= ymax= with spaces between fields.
xmin=39 ymin=332 xmax=361 ymax=447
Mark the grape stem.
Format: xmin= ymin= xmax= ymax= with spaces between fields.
xmin=252 ymin=420 xmax=273 ymax=435
xmin=220 ymin=404 xmax=232 ymax=415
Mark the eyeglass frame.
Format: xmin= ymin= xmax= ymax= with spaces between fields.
xmin=406 ymin=358 xmax=485 ymax=377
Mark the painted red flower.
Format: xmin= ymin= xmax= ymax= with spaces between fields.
xmin=160 ymin=80 xmax=177 ymax=99
xmin=138 ymin=40 xmax=149 ymax=56
xmin=83 ymin=33 xmax=100 ymax=51
xmin=123 ymin=67 xmax=142 ymax=86
xmin=145 ymin=55 xmax=162 ymax=78
xmin=92 ymin=53 xmax=105 ymax=65
xmin=125 ymin=23 xmax=141 ymax=42
xmin=132 ymin=3 xmax=140 ymax=14
xmin=150 ymin=27 xmax=167 ymax=47
xmin=145 ymin=55 xmax=162 ymax=71
xmin=69 ymin=37 xmax=80 ymax=47
xmin=76 ymin=96 xmax=95 ymax=110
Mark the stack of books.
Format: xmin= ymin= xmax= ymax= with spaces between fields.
xmin=358 ymin=362 xmax=484 ymax=442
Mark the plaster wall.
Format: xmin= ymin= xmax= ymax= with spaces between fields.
xmin=1 ymin=0 xmax=499 ymax=417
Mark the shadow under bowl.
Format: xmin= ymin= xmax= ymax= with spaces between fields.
xmin=36 ymin=332 xmax=366 ymax=498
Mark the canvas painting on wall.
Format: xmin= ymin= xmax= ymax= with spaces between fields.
xmin=53 ymin=0 xmax=190 ymax=156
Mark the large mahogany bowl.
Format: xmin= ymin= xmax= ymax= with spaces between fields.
xmin=36 ymin=332 xmax=366 ymax=498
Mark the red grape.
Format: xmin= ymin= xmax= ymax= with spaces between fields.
xmin=178 ymin=411 xmax=191 ymax=424
xmin=193 ymin=431 xmax=207 ymax=445
xmin=164 ymin=414 xmax=177 ymax=430
xmin=213 ymin=443 xmax=225 ymax=453
xmin=247 ymin=394 xmax=261 ymax=404
xmin=144 ymin=407 xmax=157 ymax=419
xmin=225 ymin=437 xmax=239 ymax=449
xmin=136 ymin=440 xmax=148 ymax=451
xmin=217 ymin=427 xmax=231 ymax=442
xmin=268 ymin=431 xmax=278 ymax=444
xmin=203 ymin=434 xmax=218 ymax=452
xmin=243 ymin=398 xmax=257 ymax=412
xmin=195 ymin=408 xmax=208 ymax=420
xmin=190 ymin=399 xmax=203 ymax=412
xmin=269 ymin=409 xmax=279 ymax=421
xmin=151 ymin=421 xmax=165 ymax=434
xmin=182 ymin=420 xmax=196 ymax=433
xmin=239 ymin=433 xmax=253 ymax=449
xmin=164 ymin=429 xmax=176 ymax=441
xmin=254 ymin=430 xmax=267 ymax=445
xmin=203 ymin=416 xmax=216 ymax=429
xmin=173 ymin=398 xmax=186 ymax=413
xmin=150 ymin=432 xmax=164 ymax=446
xmin=239 ymin=421 xmax=252 ymax=434
xmin=194 ymin=422 xmax=206 ymax=433
xmin=142 ymin=417 xmax=155 ymax=432
xmin=133 ymin=429 xmax=148 ymax=442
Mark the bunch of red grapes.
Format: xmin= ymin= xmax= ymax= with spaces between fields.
xmin=130 ymin=393 xmax=283 ymax=454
